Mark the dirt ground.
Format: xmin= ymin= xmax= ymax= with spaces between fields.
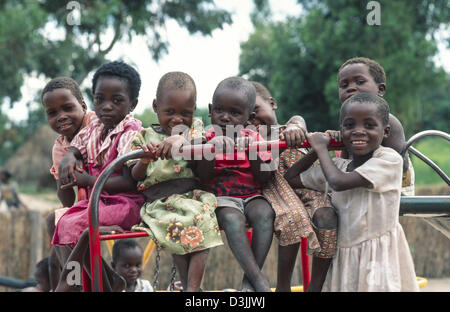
xmin=3 ymin=192 xmax=449 ymax=292
xmin=420 ymin=278 xmax=450 ymax=292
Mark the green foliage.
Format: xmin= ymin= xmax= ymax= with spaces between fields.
xmin=0 ymin=0 xmax=232 ymax=103
xmin=135 ymin=108 xmax=158 ymax=128
xmin=410 ymin=137 xmax=450 ymax=187
xmin=0 ymin=0 xmax=232 ymax=165
xmin=239 ymin=0 xmax=450 ymax=136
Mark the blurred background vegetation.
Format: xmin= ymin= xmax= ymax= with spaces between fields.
xmin=0 ymin=0 xmax=449 ymax=190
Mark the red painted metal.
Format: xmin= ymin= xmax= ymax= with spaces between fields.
xmin=100 ymin=231 xmax=149 ymax=241
xmin=85 ymin=140 xmax=319 ymax=291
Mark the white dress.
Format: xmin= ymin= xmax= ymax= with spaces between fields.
xmin=300 ymin=146 xmax=419 ymax=292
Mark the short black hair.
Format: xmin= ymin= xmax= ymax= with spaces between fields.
xmin=338 ymin=57 xmax=386 ymax=85
xmin=92 ymin=61 xmax=141 ymax=101
xmin=340 ymin=92 xmax=390 ymax=126
xmin=112 ymin=239 xmax=142 ymax=263
xmin=35 ymin=257 xmax=49 ymax=279
xmin=212 ymin=77 xmax=256 ymax=112
xmin=0 ymin=169 xmax=11 ymax=179
xmin=156 ymin=71 xmax=197 ymax=104
xmin=250 ymin=81 xmax=272 ymax=101
xmin=41 ymin=77 xmax=84 ymax=104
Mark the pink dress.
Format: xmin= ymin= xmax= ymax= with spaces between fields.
xmin=52 ymin=114 xmax=145 ymax=246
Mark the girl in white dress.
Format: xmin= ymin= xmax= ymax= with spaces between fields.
xmin=285 ymin=93 xmax=419 ymax=292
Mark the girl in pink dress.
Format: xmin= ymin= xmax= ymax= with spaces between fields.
xmin=52 ymin=61 xmax=145 ymax=291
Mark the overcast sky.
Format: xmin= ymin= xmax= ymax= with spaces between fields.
xmin=4 ymin=0 xmax=449 ymax=121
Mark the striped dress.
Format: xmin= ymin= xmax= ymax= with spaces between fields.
xmin=52 ymin=114 xmax=145 ymax=246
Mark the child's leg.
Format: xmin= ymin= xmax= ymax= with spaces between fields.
xmin=216 ymin=207 xmax=271 ymax=292
xmin=172 ymin=254 xmax=189 ymax=291
xmin=186 ymin=249 xmax=209 ymax=292
xmin=243 ymin=198 xmax=275 ymax=291
xmin=48 ymin=247 xmax=62 ymax=290
xmin=276 ymin=243 xmax=300 ymax=292
xmin=308 ymin=207 xmax=337 ymax=292
xmin=55 ymin=226 xmax=125 ymax=292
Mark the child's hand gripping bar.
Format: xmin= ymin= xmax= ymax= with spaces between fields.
xmin=139 ymin=139 xmax=344 ymax=160
xmin=175 ymin=138 xmax=344 ymax=156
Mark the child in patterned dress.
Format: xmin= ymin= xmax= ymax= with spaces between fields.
xmin=129 ymin=72 xmax=223 ymax=292
xmin=250 ymin=81 xmax=340 ymax=292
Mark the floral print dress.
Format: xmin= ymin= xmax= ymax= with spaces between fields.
xmin=130 ymin=118 xmax=223 ymax=255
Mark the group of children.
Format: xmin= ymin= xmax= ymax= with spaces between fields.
xmin=39 ymin=56 xmax=418 ymax=292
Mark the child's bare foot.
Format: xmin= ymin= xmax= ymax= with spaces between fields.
xmin=241 ymin=277 xmax=255 ymax=292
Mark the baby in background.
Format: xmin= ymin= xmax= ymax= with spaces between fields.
xmin=111 ymin=239 xmax=154 ymax=292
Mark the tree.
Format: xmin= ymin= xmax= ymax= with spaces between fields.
xmin=0 ymin=0 xmax=232 ymax=105
xmin=239 ymin=0 xmax=450 ymax=136
xmin=0 ymin=0 xmax=232 ymax=165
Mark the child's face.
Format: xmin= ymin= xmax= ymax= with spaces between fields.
xmin=93 ymin=76 xmax=136 ymax=128
xmin=113 ymin=247 xmax=143 ymax=289
xmin=209 ymin=89 xmax=253 ymax=136
xmin=340 ymin=101 xmax=389 ymax=158
xmin=338 ymin=63 xmax=385 ymax=104
xmin=0 ymin=173 xmax=7 ymax=183
xmin=252 ymin=95 xmax=277 ymax=130
xmin=153 ymin=89 xmax=196 ymax=135
xmin=43 ymin=88 xmax=87 ymax=141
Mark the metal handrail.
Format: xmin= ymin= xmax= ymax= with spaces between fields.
xmin=87 ymin=136 xmax=450 ymax=291
xmin=402 ymin=130 xmax=450 ymax=186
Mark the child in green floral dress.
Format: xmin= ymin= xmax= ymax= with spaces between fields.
xmin=129 ymin=72 xmax=223 ymax=292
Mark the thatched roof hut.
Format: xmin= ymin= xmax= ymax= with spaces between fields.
xmin=5 ymin=125 xmax=57 ymax=190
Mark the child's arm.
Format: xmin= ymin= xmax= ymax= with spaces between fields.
xmin=238 ymin=136 xmax=274 ymax=184
xmin=384 ymin=114 xmax=409 ymax=173
xmin=131 ymin=142 xmax=158 ymax=182
xmin=72 ymin=166 xmax=138 ymax=194
xmin=307 ymin=132 xmax=371 ymax=191
xmin=281 ymin=115 xmax=307 ymax=148
xmin=193 ymin=136 xmax=234 ymax=183
xmin=56 ymin=180 xmax=76 ymax=207
xmin=284 ymin=150 xmax=318 ymax=188
xmin=58 ymin=147 xmax=83 ymax=189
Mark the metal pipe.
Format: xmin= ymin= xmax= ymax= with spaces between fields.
xmin=403 ymin=130 xmax=450 ymax=153
xmin=402 ymin=130 xmax=450 ymax=186
xmin=400 ymin=196 xmax=450 ymax=215
xmin=408 ymin=147 xmax=450 ymax=185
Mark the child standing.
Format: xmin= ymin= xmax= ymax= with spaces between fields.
xmin=250 ymin=81 xmax=339 ymax=292
xmin=0 ymin=169 xmax=24 ymax=210
xmin=196 ymin=77 xmax=275 ymax=292
xmin=42 ymin=77 xmax=95 ymax=208
xmin=285 ymin=93 xmax=419 ymax=291
xmin=337 ymin=57 xmax=415 ymax=196
xmin=129 ymin=71 xmax=223 ymax=292
xmin=111 ymin=239 xmax=154 ymax=292
xmin=41 ymin=77 xmax=96 ymax=290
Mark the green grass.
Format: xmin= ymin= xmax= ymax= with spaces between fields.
xmin=410 ymin=137 xmax=450 ymax=187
